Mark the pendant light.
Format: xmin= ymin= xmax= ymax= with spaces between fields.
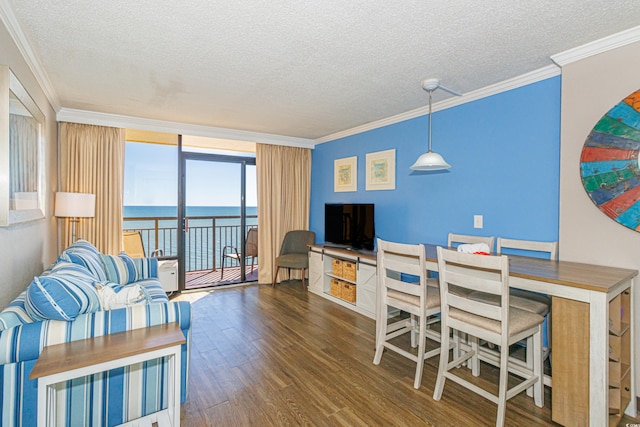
xmin=410 ymin=78 xmax=461 ymax=171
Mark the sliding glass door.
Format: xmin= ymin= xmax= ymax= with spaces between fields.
xmin=179 ymin=152 xmax=257 ymax=289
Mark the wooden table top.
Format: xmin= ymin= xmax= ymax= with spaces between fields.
xmin=30 ymin=323 xmax=186 ymax=380
xmin=424 ymin=244 xmax=637 ymax=293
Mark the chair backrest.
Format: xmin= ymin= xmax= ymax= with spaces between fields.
xmin=280 ymin=230 xmax=316 ymax=255
xmin=377 ymin=238 xmax=429 ymax=312
xmin=437 ymin=246 xmax=509 ymax=342
xmin=447 ymin=233 xmax=495 ymax=252
xmin=496 ymin=237 xmax=558 ymax=260
xmin=123 ymin=231 xmax=146 ymax=258
xmin=246 ymin=227 xmax=258 ymax=257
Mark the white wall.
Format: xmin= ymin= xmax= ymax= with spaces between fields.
xmin=558 ymin=40 xmax=640 ymax=397
xmin=0 ymin=21 xmax=58 ymax=309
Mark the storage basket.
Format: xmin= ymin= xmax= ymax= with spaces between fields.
xmin=332 ymin=259 xmax=343 ymax=277
xmin=343 ymin=261 xmax=357 ymax=281
xmin=342 ymin=282 xmax=356 ymax=303
xmin=330 ymin=278 xmax=342 ymax=298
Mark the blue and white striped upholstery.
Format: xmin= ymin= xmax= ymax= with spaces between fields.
xmin=0 ymin=239 xmax=191 ymax=427
xmin=100 ymin=252 xmax=137 ymax=285
xmin=0 ymin=291 xmax=32 ymax=330
xmin=63 ymin=239 xmax=108 ymax=281
xmin=0 ymin=301 xmax=191 ymax=427
xmin=25 ymin=262 xmax=101 ymax=322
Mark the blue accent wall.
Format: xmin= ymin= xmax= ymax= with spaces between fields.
xmin=311 ymin=77 xmax=561 ymax=247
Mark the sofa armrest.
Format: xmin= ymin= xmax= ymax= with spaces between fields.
xmin=0 ymin=301 xmax=190 ymax=365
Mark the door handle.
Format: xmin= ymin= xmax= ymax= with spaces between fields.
xmin=183 ymin=217 xmax=189 ymax=233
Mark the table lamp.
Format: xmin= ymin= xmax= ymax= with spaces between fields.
xmin=54 ymin=192 xmax=96 ymax=241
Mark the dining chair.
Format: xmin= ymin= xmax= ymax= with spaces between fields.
xmin=373 ymin=238 xmax=443 ymax=389
xmin=433 ymin=247 xmax=544 ymax=427
xmin=487 ymin=237 xmax=558 ymax=363
xmin=221 ymin=227 xmax=258 ymax=279
xmin=447 ymin=233 xmax=495 ymax=252
xmin=272 ymin=230 xmax=316 ymax=289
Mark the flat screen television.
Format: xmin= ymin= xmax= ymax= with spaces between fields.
xmin=324 ymin=203 xmax=375 ymax=250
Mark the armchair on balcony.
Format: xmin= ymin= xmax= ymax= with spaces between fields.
xmin=123 ymin=231 xmax=173 ymax=259
xmin=221 ymin=227 xmax=258 ymax=279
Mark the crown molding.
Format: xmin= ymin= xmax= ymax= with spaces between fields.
xmin=0 ymin=2 xmax=60 ymax=111
xmin=551 ymin=25 xmax=640 ymax=66
xmin=314 ymin=64 xmax=560 ymax=144
xmin=57 ymin=108 xmax=316 ymax=148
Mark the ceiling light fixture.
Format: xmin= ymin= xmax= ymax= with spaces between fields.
xmin=410 ymin=78 xmax=461 ymax=171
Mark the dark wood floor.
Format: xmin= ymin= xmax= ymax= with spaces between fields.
xmin=173 ymin=281 xmax=639 ymax=426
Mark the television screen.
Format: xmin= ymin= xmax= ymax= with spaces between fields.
xmin=325 ymin=203 xmax=375 ymax=250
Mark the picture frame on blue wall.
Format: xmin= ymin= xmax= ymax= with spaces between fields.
xmin=334 ymin=156 xmax=357 ymax=192
xmin=366 ymin=149 xmax=395 ymax=191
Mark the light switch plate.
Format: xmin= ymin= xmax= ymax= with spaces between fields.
xmin=474 ymin=215 xmax=483 ymax=229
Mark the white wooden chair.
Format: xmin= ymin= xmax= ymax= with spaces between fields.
xmin=373 ymin=239 xmax=442 ymax=389
xmin=447 ymin=233 xmax=495 ymax=252
xmin=433 ymin=247 xmax=544 ymax=427
xmin=495 ymin=238 xmax=557 ymax=362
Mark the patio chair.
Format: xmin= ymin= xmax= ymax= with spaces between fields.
xmin=123 ymin=231 xmax=168 ymax=258
xmin=221 ymin=227 xmax=258 ymax=279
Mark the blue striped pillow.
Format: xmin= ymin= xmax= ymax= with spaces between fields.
xmin=100 ymin=252 xmax=137 ymax=285
xmin=63 ymin=239 xmax=108 ymax=281
xmin=25 ymin=262 xmax=101 ymax=321
xmin=0 ymin=290 xmax=34 ymax=330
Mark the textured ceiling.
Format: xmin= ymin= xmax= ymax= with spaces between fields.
xmin=7 ymin=1 xmax=640 ymax=140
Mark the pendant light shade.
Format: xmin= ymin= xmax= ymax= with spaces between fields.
xmin=410 ymin=78 xmax=460 ymax=171
xmin=410 ymin=151 xmax=451 ymax=170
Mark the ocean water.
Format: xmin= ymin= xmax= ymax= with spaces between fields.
xmin=123 ymin=205 xmax=258 ymax=271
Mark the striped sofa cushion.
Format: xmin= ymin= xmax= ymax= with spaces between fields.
xmin=0 ymin=291 xmax=33 ymax=331
xmin=0 ymin=301 xmax=191 ymax=427
xmin=100 ymin=252 xmax=137 ymax=285
xmin=25 ymin=262 xmax=101 ymax=321
xmin=63 ymin=239 xmax=108 ymax=281
xmin=132 ymin=257 xmax=159 ymax=281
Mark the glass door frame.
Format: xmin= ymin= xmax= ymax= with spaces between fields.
xmin=177 ymin=142 xmax=256 ymax=291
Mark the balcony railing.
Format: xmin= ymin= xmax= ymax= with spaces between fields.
xmin=123 ymin=215 xmax=258 ymax=272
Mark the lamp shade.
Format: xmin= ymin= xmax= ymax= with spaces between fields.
xmin=54 ymin=192 xmax=96 ymax=218
xmin=410 ymin=151 xmax=451 ymax=171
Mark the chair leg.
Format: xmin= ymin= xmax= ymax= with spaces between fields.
xmin=410 ymin=315 xmax=418 ymax=348
xmin=526 ymin=336 xmax=534 ymax=398
xmin=433 ymin=321 xmax=450 ymax=400
xmin=413 ymin=313 xmax=427 ymax=389
xmin=373 ymin=303 xmax=388 ymax=365
xmin=470 ymin=335 xmax=480 ymax=377
xmin=496 ymin=343 xmax=509 ymax=427
xmin=272 ymin=266 xmax=280 ymax=287
xmin=533 ymin=327 xmax=544 ymax=407
xmin=301 ymin=268 xmax=307 ymax=290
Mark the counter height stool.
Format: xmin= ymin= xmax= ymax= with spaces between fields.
xmin=373 ymin=239 xmax=443 ymax=389
xmin=433 ymin=247 xmax=544 ymax=427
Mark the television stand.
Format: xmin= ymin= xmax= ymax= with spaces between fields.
xmin=307 ymin=244 xmax=377 ymax=319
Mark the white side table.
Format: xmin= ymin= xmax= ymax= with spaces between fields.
xmin=30 ymin=323 xmax=185 ymax=427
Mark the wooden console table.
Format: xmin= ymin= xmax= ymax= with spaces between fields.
xmin=30 ymin=323 xmax=186 ymax=427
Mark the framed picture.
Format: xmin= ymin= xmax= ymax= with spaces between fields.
xmin=334 ymin=156 xmax=357 ymax=192
xmin=366 ymin=149 xmax=396 ymax=191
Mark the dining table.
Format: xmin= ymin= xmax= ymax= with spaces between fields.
xmin=422 ymin=243 xmax=637 ymax=427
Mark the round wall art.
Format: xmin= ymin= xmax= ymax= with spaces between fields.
xmin=580 ymin=89 xmax=640 ymax=231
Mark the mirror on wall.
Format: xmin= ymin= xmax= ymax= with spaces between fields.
xmin=0 ymin=65 xmax=45 ymax=226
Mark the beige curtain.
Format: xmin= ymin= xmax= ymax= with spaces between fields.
xmin=59 ymin=122 xmax=125 ymax=254
xmin=256 ymin=144 xmax=311 ymax=284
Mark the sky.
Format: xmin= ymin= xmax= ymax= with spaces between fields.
xmin=124 ymin=142 xmax=257 ymax=206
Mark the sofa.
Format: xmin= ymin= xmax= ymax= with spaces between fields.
xmin=0 ymin=239 xmax=191 ymax=427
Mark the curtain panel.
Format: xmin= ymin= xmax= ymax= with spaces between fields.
xmin=59 ymin=122 xmax=125 ymax=254
xmin=256 ymin=144 xmax=311 ymax=284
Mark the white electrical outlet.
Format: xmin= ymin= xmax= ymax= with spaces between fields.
xmin=474 ymin=215 xmax=483 ymax=229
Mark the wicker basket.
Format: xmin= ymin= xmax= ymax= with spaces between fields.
xmin=332 ymin=259 xmax=343 ymax=277
xmin=342 ymin=282 xmax=356 ymax=303
xmin=343 ymin=261 xmax=357 ymax=282
xmin=330 ymin=278 xmax=342 ymax=298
